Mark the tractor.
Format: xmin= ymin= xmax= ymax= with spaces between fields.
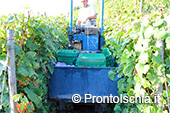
xmin=49 ymin=0 xmax=119 ymax=112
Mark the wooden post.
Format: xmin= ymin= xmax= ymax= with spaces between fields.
xmin=140 ymin=0 xmax=143 ymax=14
xmin=156 ymin=39 xmax=170 ymax=111
xmin=155 ymin=39 xmax=163 ymax=110
xmin=7 ymin=29 xmax=18 ymax=113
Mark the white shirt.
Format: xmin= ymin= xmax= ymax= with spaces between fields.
xmin=78 ymin=4 xmax=98 ymax=25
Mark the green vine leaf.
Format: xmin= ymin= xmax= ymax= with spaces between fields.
xmin=14 ymin=45 xmax=22 ymax=56
xmin=135 ymin=63 xmax=150 ymax=74
xmin=153 ymin=19 xmax=164 ymax=27
xmin=134 ymin=74 xmax=143 ymax=84
xmin=0 ymin=53 xmax=7 ymax=61
xmin=31 ymin=61 xmax=40 ymax=69
xmin=165 ymin=59 xmax=170 ymax=68
xmin=13 ymin=94 xmax=23 ymax=102
xmin=165 ymin=37 xmax=170 ymax=49
xmin=46 ymin=64 xmax=54 ymax=74
xmin=139 ymin=51 xmax=148 ymax=64
xmin=146 ymin=69 xmax=161 ymax=86
xmin=26 ymin=39 xmax=38 ymax=51
xmin=134 ymin=39 xmax=149 ymax=52
xmin=0 ymin=62 xmax=5 ymax=75
xmin=24 ymin=87 xmax=41 ymax=107
xmin=27 ymin=67 xmax=36 ymax=77
xmin=127 ymin=89 xmax=134 ymax=96
xmin=1 ymin=94 xmax=9 ymax=107
xmin=108 ymin=69 xmax=117 ymax=80
xmin=144 ymin=25 xmax=154 ymax=38
xmin=143 ymin=80 xmax=150 ymax=88
xmin=133 ymin=22 xmax=141 ymax=32
xmin=152 ymin=52 xmax=162 ymax=65
xmin=117 ymin=78 xmax=126 ymax=92
xmin=134 ymin=83 xmax=142 ymax=96
xmin=26 ymin=52 xmax=36 ymax=58
xmin=123 ymin=64 xmax=134 ymax=77
xmin=20 ymin=96 xmax=29 ymax=103
xmin=154 ymin=29 xmax=168 ymax=40
xmin=18 ymin=67 xmax=29 ymax=76
xmin=114 ymin=103 xmax=121 ymax=112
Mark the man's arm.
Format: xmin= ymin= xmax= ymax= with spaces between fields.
xmin=87 ymin=13 xmax=97 ymax=20
xmin=82 ymin=13 xmax=97 ymax=24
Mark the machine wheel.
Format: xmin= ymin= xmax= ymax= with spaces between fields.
xmin=94 ymin=103 xmax=109 ymax=113
xmin=58 ymin=102 xmax=74 ymax=113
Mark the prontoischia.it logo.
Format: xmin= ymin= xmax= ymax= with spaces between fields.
xmin=72 ymin=94 xmax=161 ymax=104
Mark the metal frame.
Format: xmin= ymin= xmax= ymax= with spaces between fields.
xmin=69 ymin=0 xmax=104 ymax=34
xmin=69 ymin=0 xmax=73 ymax=34
xmin=100 ymin=0 xmax=104 ymax=34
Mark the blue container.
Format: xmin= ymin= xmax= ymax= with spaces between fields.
xmin=49 ymin=66 xmax=119 ymax=102
xmin=74 ymin=34 xmax=100 ymax=51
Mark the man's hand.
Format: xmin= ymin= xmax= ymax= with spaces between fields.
xmin=76 ymin=20 xmax=81 ymax=25
xmin=82 ymin=14 xmax=97 ymax=24
xmin=82 ymin=17 xmax=89 ymax=24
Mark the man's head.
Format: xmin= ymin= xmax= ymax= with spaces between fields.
xmin=81 ymin=0 xmax=88 ymax=8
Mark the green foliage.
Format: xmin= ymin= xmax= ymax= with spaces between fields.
xmin=0 ymin=12 xmax=69 ymax=112
xmin=0 ymin=0 xmax=170 ymax=112
xmin=105 ymin=0 xmax=170 ymax=112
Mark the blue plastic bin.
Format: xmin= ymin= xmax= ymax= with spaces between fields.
xmin=49 ymin=66 xmax=119 ymax=102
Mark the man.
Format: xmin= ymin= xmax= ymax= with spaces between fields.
xmin=76 ymin=0 xmax=98 ymax=26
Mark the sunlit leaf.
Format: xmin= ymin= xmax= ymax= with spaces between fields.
xmin=13 ymin=94 xmax=23 ymax=102
xmin=139 ymin=51 xmax=148 ymax=64
xmin=166 ymin=37 xmax=170 ymax=49
xmin=144 ymin=25 xmax=154 ymax=38
xmin=135 ymin=63 xmax=150 ymax=74
xmin=154 ymin=29 xmax=168 ymax=40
